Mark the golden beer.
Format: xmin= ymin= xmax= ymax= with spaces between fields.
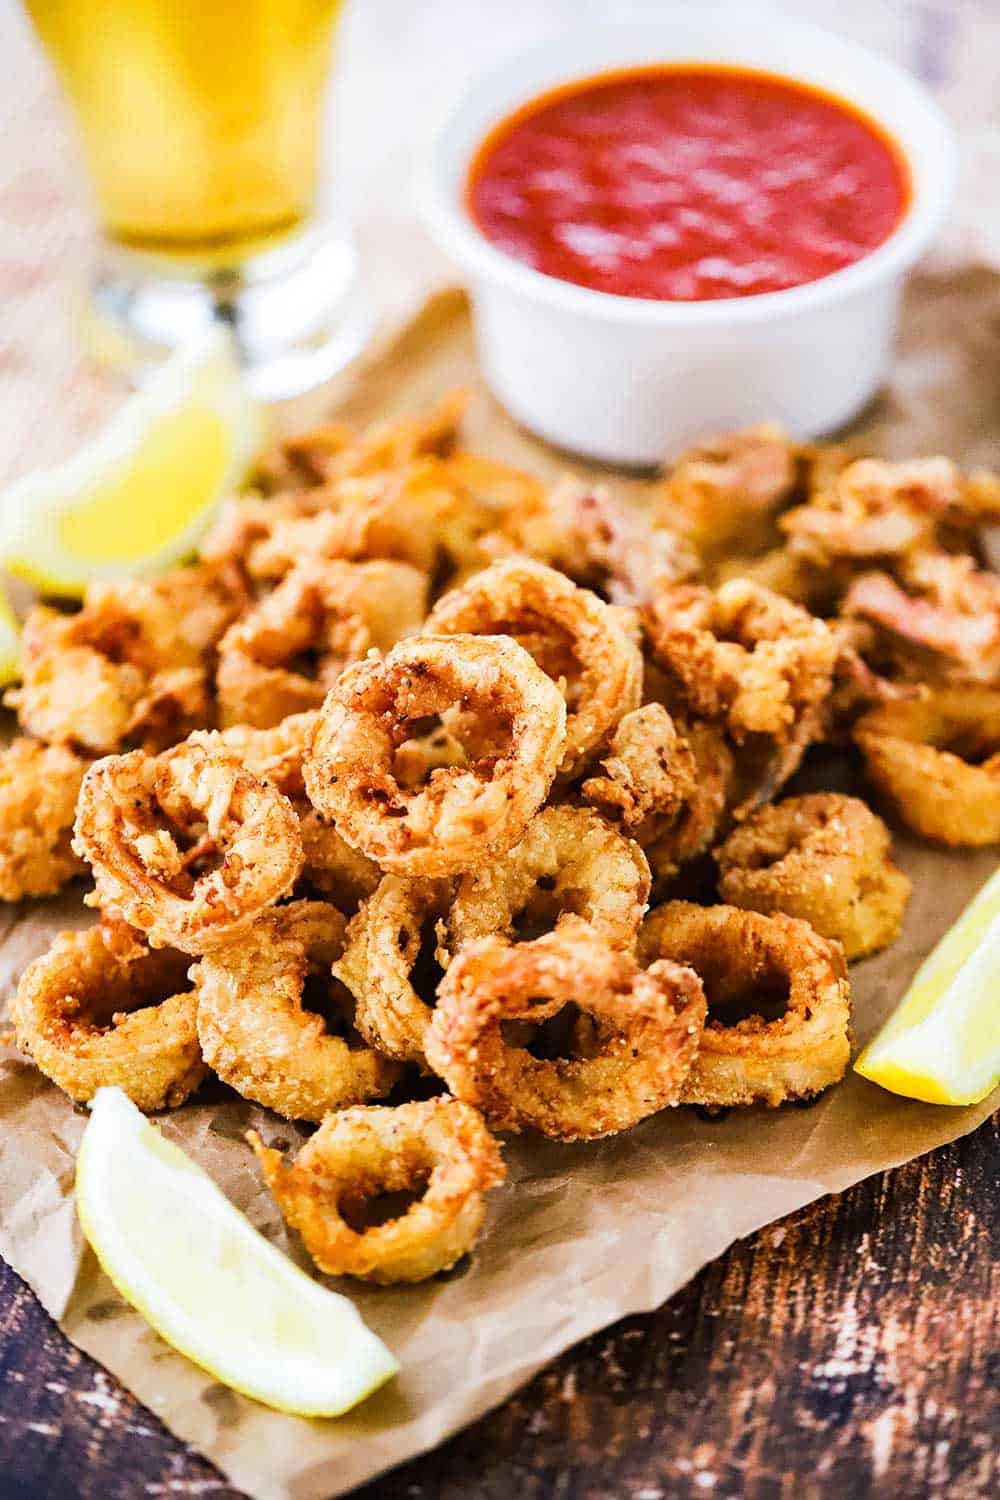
xmin=26 ymin=0 xmax=343 ymax=256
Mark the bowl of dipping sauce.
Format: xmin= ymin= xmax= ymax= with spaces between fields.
xmin=421 ymin=18 xmax=954 ymax=464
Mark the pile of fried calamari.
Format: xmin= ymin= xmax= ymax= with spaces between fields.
xmin=7 ymin=393 xmax=1000 ymax=1284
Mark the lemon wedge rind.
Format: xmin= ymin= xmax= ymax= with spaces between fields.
xmin=0 ymin=584 xmax=19 ymax=687
xmin=856 ymin=865 xmax=1000 ymax=1106
xmin=76 ymin=1087 xmax=398 ymax=1417
xmin=0 ymin=331 xmax=261 ymax=597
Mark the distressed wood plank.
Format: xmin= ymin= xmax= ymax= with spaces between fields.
xmin=2 ymin=1113 xmax=997 ymax=1499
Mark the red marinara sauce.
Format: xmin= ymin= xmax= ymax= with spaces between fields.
xmin=467 ymin=66 xmax=910 ymax=302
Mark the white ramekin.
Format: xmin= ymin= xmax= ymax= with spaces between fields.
xmin=419 ymin=17 xmax=955 ymax=465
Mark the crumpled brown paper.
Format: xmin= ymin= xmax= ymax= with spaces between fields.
xmin=2 ymin=284 xmax=1000 ymax=1500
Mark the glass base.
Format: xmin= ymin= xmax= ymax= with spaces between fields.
xmin=85 ymin=227 xmax=372 ymax=401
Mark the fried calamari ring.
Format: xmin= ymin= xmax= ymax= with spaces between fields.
xmin=639 ymin=902 xmax=851 ymax=1107
xmin=248 ymin=1095 xmax=504 ymax=1284
xmin=334 ymin=875 xmax=454 ymax=1065
xmin=303 ymin=634 xmax=567 ymax=876
xmin=581 ymin=703 xmax=697 ymax=832
xmin=427 ymin=925 xmax=706 ymax=1140
xmin=716 ymin=794 xmax=911 ymax=960
xmin=425 ymin=559 xmax=642 ymax=776
xmin=443 ymin=806 xmax=650 ymax=959
xmin=854 ymin=688 xmax=1000 ymax=845
xmin=11 ymin=919 xmax=204 ymax=1110
xmin=73 ymin=731 xmax=303 ymax=953
xmin=194 ymin=900 xmax=400 ymax=1121
xmin=216 ymin=558 xmax=428 ymax=729
xmin=218 ymin=713 xmax=380 ymax=910
xmin=0 ymin=739 xmax=89 ymax=900
xmin=643 ymin=578 xmax=837 ymax=742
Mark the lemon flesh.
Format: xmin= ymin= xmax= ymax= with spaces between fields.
xmin=1 ymin=331 xmax=261 ymax=596
xmin=856 ymin=865 xmax=1000 ymax=1105
xmin=76 ymin=1088 xmax=398 ymax=1416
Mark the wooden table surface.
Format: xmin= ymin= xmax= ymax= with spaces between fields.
xmin=3 ymin=1109 xmax=998 ymax=1499
xmin=3 ymin=3 xmax=999 ymax=1497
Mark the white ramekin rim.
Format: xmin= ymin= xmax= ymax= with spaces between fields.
xmin=418 ymin=16 xmax=956 ymax=328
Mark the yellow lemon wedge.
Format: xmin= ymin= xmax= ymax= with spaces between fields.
xmin=76 ymin=1088 xmax=398 ymax=1417
xmin=0 ymin=331 xmax=262 ymax=597
xmin=0 ymin=582 xmax=20 ymax=687
xmin=856 ymin=865 xmax=1000 ymax=1105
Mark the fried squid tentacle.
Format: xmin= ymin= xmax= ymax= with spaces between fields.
xmin=581 ymin=702 xmax=697 ymax=833
xmin=218 ymin=712 xmax=380 ymax=911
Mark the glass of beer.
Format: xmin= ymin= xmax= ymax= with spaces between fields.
xmin=25 ymin=0 xmax=368 ymax=397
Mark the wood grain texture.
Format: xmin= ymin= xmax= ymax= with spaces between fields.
xmin=2 ymin=1110 xmax=997 ymax=1500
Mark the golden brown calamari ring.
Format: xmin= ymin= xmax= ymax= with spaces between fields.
xmin=195 ymin=900 xmax=400 ymax=1122
xmin=638 ymin=902 xmax=851 ymax=1108
xmin=0 ymin=739 xmax=89 ymax=901
xmin=303 ymin=634 xmax=567 ymax=877
xmin=73 ymin=731 xmax=303 ymax=954
xmin=218 ymin=713 xmax=380 ymax=911
xmin=425 ymin=558 xmax=643 ymax=776
xmin=443 ymin=805 xmax=650 ymax=961
xmin=11 ymin=919 xmax=204 ymax=1110
xmin=248 ymin=1095 xmax=504 ymax=1284
xmin=715 ymin=793 xmax=910 ymax=961
xmin=216 ymin=557 xmax=428 ymax=729
xmin=854 ymin=688 xmax=1000 ymax=846
xmin=334 ymin=875 xmax=454 ymax=1066
xmin=426 ymin=924 xmax=706 ymax=1140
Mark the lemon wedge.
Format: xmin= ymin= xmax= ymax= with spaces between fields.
xmin=856 ymin=865 xmax=1000 ymax=1105
xmin=76 ymin=1088 xmax=398 ymax=1416
xmin=0 ymin=582 xmax=20 ymax=687
xmin=1 ymin=331 xmax=262 ymax=597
